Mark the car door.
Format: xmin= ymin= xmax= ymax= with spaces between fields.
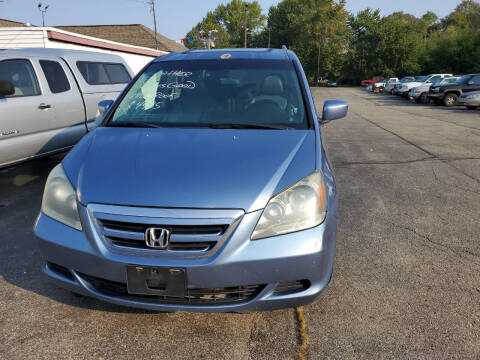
xmin=0 ymin=57 xmax=53 ymax=167
xmin=465 ymin=75 xmax=480 ymax=94
xmin=35 ymin=57 xmax=86 ymax=150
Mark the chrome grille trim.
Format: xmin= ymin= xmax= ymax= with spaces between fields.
xmin=85 ymin=204 xmax=244 ymax=258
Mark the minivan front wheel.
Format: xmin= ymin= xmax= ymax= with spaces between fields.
xmin=443 ymin=93 xmax=458 ymax=107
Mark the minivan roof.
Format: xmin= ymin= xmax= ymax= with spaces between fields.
xmin=0 ymin=47 xmax=125 ymax=62
xmin=154 ymin=48 xmax=292 ymax=62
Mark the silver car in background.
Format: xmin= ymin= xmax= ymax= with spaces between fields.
xmin=0 ymin=48 xmax=133 ymax=168
xmin=458 ymin=91 xmax=480 ymax=110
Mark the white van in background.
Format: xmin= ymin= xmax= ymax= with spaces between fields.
xmin=0 ymin=48 xmax=134 ymax=168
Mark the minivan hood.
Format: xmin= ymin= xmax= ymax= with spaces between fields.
xmin=63 ymin=127 xmax=315 ymax=212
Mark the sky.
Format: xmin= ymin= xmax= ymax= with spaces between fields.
xmin=0 ymin=0 xmax=465 ymax=41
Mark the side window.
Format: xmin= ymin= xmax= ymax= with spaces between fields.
xmin=471 ymin=76 xmax=480 ymax=85
xmin=77 ymin=61 xmax=131 ymax=85
xmin=104 ymin=63 xmax=131 ymax=84
xmin=77 ymin=62 xmax=109 ymax=85
xmin=0 ymin=59 xmax=40 ymax=97
xmin=39 ymin=60 xmax=71 ymax=94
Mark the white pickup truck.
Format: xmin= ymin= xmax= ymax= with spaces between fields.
xmin=397 ymin=74 xmax=452 ymax=98
xmin=0 ymin=48 xmax=134 ymax=168
xmin=409 ymin=76 xmax=459 ymax=103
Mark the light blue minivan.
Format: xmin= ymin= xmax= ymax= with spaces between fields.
xmin=34 ymin=48 xmax=348 ymax=312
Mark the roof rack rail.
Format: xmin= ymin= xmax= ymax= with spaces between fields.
xmin=281 ymin=45 xmax=289 ymax=59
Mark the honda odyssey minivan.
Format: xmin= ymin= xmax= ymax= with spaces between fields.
xmin=34 ymin=47 xmax=348 ymax=312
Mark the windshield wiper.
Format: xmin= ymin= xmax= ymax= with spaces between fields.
xmin=107 ymin=121 xmax=163 ymax=128
xmin=209 ymin=123 xmax=292 ymax=130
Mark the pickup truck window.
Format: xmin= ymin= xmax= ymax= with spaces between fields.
xmin=39 ymin=60 xmax=71 ymax=94
xmin=76 ymin=61 xmax=131 ymax=85
xmin=471 ymin=75 xmax=480 ymax=85
xmin=108 ymin=59 xmax=307 ymax=129
xmin=0 ymin=59 xmax=40 ymax=97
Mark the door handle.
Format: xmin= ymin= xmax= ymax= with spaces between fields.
xmin=38 ymin=103 xmax=51 ymax=109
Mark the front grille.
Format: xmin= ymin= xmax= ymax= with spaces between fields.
xmin=79 ymin=273 xmax=264 ymax=305
xmin=99 ymin=219 xmax=227 ymax=235
xmin=95 ymin=218 xmax=228 ymax=252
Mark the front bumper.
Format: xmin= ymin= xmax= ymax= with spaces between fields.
xmin=34 ymin=202 xmax=338 ymax=312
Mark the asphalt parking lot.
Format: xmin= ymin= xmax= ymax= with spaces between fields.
xmin=1 ymin=87 xmax=479 ymax=359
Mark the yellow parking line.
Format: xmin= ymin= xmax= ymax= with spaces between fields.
xmin=296 ymin=306 xmax=309 ymax=360
xmin=13 ymin=175 xmax=39 ymax=187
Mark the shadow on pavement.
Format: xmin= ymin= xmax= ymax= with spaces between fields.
xmin=0 ymin=154 xmax=156 ymax=314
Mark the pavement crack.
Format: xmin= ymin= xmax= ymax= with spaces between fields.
xmin=335 ymin=156 xmax=480 ymax=168
xmin=352 ymin=110 xmax=437 ymax=158
xmin=431 ymin=166 xmax=480 ymax=196
xmin=379 ymin=218 xmax=480 ymax=266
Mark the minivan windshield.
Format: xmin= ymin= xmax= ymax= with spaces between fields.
xmin=108 ymin=60 xmax=307 ymax=129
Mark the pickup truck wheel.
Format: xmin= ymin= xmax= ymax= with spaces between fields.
xmin=443 ymin=93 xmax=458 ymax=107
xmin=466 ymin=106 xmax=478 ymax=110
xmin=420 ymin=93 xmax=429 ymax=104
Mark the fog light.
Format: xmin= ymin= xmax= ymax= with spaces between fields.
xmin=274 ymin=280 xmax=310 ymax=295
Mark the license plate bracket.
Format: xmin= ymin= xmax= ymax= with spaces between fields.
xmin=126 ymin=265 xmax=185 ymax=297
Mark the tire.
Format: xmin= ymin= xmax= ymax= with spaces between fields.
xmin=443 ymin=93 xmax=458 ymax=107
xmin=467 ymin=106 xmax=478 ymax=110
xmin=420 ymin=93 xmax=429 ymax=104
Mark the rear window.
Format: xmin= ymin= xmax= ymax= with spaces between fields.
xmin=109 ymin=60 xmax=308 ymax=129
xmin=77 ymin=61 xmax=131 ymax=85
xmin=40 ymin=60 xmax=70 ymax=93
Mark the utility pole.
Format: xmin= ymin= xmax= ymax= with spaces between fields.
xmin=149 ymin=0 xmax=158 ymax=50
xmin=244 ymin=3 xmax=249 ymax=48
xmin=37 ymin=3 xmax=49 ymax=27
xmin=316 ymin=39 xmax=321 ymax=85
xmin=267 ymin=27 xmax=271 ymax=48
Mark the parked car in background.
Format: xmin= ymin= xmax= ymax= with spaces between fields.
xmin=362 ymin=76 xmax=384 ymax=86
xmin=390 ymin=77 xmax=415 ymax=95
xmin=409 ymin=76 xmax=458 ymax=104
xmin=429 ymin=74 xmax=480 ymax=106
xmin=34 ymin=48 xmax=349 ymax=312
xmin=327 ymin=80 xmax=338 ymax=87
xmin=0 ymin=48 xmax=133 ymax=168
xmin=458 ymin=90 xmax=480 ymax=110
xmin=397 ymin=74 xmax=452 ymax=98
xmin=376 ymin=78 xmax=398 ymax=93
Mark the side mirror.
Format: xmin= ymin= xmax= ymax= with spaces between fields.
xmin=98 ymin=99 xmax=114 ymax=117
xmin=319 ymin=99 xmax=348 ymax=124
xmin=0 ymin=80 xmax=15 ymax=96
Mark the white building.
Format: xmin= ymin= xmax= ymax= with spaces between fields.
xmin=0 ymin=19 xmax=186 ymax=74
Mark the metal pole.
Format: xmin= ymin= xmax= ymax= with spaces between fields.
xmin=244 ymin=3 xmax=248 ymax=48
xmin=267 ymin=27 xmax=271 ymax=48
xmin=151 ymin=0 xmax=158 ymax=50
xmin=317 ymin=40 xmax=321 ymax=85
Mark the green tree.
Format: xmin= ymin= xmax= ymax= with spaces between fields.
xmin=185 ymin=0 xmax=266 ymax=49
xmin=267 ymin=0 xmax=350 ymax=82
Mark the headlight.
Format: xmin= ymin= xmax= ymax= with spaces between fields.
xmin=251 ymin=171 xmax=327 ymax=240
xmin=414 ymin=90 xmax=421 ymax=94
xmin=41 ymin=164 xmax=82 ymax=230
